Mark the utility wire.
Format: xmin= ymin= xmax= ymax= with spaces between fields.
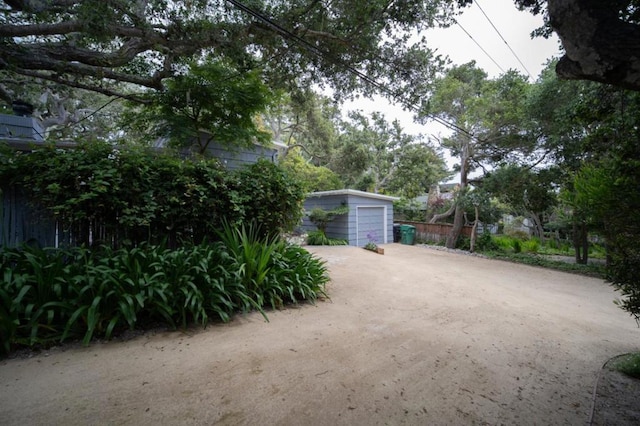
xmin=225 ymin=0 xmax=475 ymax=139
xmin=455 ymin=21 xmax=505 ymax=74
xmin=474 ymin=0 xmax=534 ymax=79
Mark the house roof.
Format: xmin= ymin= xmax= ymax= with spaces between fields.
xmin=307 ymin=189 xmax=399 ymax=202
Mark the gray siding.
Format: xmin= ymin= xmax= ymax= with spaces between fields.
xmin=302 ymin=195 xmax=350 ymax=241
xmin=0 ymin=115 xmax=44 ymax=141
xmin=203 ymin=141 xmax=279 ymax=170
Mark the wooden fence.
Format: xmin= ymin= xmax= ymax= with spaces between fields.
xmin=395 ymin=220 xmax=474 ymax=244
xmin=1 ymin=185 xmax=64 ymax=248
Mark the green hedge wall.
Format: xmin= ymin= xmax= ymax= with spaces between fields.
xmin=0 ymin=141 xmax=305 ymax=248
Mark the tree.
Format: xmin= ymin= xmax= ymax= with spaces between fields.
xmin=280 ymin=150 xmax=343 ymax=193
xmin=481 ymin=165 xmax=558 ymax=241
xmin=0 ymin=0 xmax=451 ymax=105
xmin=421 ymin=62 xmax=533 ymax=248
xmin=263 ymin=90 xmax=341 ymax=164
xmin=124 ymin=59 xmax=274 ymax=153
xmin=331 ymin=111 xmax=448 ymax=195
xmin=530 ymin=0 xmax=640 ymax=91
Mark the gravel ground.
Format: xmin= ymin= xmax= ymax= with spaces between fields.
xmin=1 ymin=244 xmax=638 ymax=425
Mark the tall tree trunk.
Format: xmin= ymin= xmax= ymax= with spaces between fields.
xmin=469 ymin=205 xmax=479 ymax=253
xmin=529 ymin=212 xmax=545 ymax=243
xmin=581 ymin=221 xmax=589 ymax=265
xmin=445 ymin=138 xmax=470 ymax=249
xmin=573 ymin=219 xmax=589 ymax=264
xmin=446 ymin=204 xmax=465 ymax=249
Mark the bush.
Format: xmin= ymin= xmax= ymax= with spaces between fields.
xmin=611 ymin=353 xmax=640 ymax=379
xmin=475 ymin=231 xmax=499 ymax=251
xmin=0 ymin=143 xmax=305 ymax=247
xmin=235 ymin=160 xmax=305 ymax=237
xmin=512 ymin=239 xmax=522 ymax=253
xmin=522 ymin=238 xmax=540 ymax=253
xmin=0 ymin=225 xmax=329 ymax=357
xmin=456 ymin=236 xmax=471 ymax=250
xmin=306 ymin=230 xmax=348 ymax=246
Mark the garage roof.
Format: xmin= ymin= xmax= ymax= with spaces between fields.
xmin=307 ymin=189 xmax=399 ymax=202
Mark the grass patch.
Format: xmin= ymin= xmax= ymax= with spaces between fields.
xmin=610 ymin=353 xmax=640 ymax=379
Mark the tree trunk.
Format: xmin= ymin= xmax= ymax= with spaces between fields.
xmin=444 ymin=138 xmax=470 ymax=249
xmin=428 ymin=201 xmax=455 ymax=223
xmin=446 ymin=205 xmax=464 ymax=249
xmin=470 ymin=205 xmax=479 ymax=253
xmin=581 ymin=221 xmax=589 ymax=265
xmin=573 ymin=219 xmax=589 ymax=265
xmin=548 ymin=0 xmax=640 ymax=91
xmin=529 ymin=212 xmax=545 ymax=243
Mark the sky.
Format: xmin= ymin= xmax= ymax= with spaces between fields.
xmin=346 ymin=0 xmax=562 ymax=138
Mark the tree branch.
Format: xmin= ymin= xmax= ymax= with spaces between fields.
xmin=548 ymin=0 xmax=640 ymax=90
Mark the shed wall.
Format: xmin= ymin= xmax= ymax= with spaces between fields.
xmin=302 ymin=193 xmax=394 ymax=246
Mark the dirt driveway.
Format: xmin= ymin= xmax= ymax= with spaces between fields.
xmin=1 ymin=244 xmax=638 ymax=425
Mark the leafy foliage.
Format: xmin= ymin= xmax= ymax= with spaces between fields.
xmin=125 ymin=60 xmax=274 ymax=153
xmin=0 ymin=0 xmax=452 ymax=107
xmin=0 ymin=143 xmax=305 ymax=247
xmin=280 ymin=151 xmax=344 ymax=192
xmin=306 ymin=230 xmax=348 ymax=246
xmin=611 ymin=353 xmax=640 ymax=379
xmin=307 ymin=205 xmax=349 ymax=235
xmin=0 ymin=225 xmax=329 ymax=357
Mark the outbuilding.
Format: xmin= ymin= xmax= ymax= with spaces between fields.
xmin=301 ymin=189 xmax=398 ymax=247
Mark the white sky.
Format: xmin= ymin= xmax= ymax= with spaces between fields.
xmin=346 ymin=0 xmax=561 ymax=138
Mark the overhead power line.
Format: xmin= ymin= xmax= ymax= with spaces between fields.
xmin=224 ymin=0 xmax=475 ymax=139
xmin=474 ymin=0 xmax=534 ymax=79
xmin=454 ymin=21 xmax=505 ymax=74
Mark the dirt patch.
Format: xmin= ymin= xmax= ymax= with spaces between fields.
xmin=1 ymin=244 xmax=638 ymax=425
xmin=591 ymin=356 xmax=640 ymax=425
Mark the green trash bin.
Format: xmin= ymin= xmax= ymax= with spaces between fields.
xmin=400 ymin=225 xmax=416 ymax=245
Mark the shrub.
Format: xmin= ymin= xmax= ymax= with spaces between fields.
xmin=0 ymin=229 xmax=329 ymax=357
xmin=456 ymin=236 xmax=471 ymax=250
xmin=492 ymin=235 xmax=513 ymax=252
xmin=512 ymin=239 xmax=522 ymax=253
xmin=522 ymin=238 xmax=540 ymax=253
xmin=306 ymin=230 xmax=348 ymax=246
xmin=475 ymin=231 xmax=499 ymax=252
xmin=0 ymin=143 xmax=305 ymax=247
xmin=611 ymin=353 xmax=640 ymax=379
xmin=235 ymin=160 xmax=306 ymax=237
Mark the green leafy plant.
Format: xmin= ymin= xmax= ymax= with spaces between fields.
xmin=306 ymin=230 xmax=348 ymax=246
xmin=0 ymin=144 xmax=305 ymax=249
xmin=307 ymin=205 xmax=349 ymax=235
xmin=611 ymin=353 xmax=640 ymax=379
xmin=522 ymin=238 xmax=540 ymax=253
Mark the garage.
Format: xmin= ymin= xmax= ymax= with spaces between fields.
xmin=301 ymin=189 xmax=398 ymax=247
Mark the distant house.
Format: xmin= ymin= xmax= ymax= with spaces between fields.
xmin=182 ymin=135 xmax=287 ymax=170
xmin=0 ymin=109 xmax=45 ymax=147
xmin=150 ymin=129 xmax=287 ymax=169
xmin=0 ymin=111 xmax=286 ymax=169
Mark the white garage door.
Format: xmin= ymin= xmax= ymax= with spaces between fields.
xmin=356 ymin=206 xmax=387 ymax=246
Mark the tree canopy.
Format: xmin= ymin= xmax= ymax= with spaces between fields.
xmin=0 ymin=0 xmax=452 ymax=105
